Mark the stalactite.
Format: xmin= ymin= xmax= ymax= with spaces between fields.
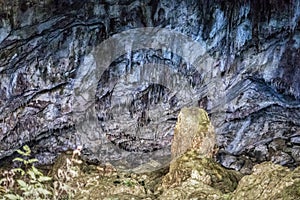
xmin=0 ymin=0 xmax=299 ymax=171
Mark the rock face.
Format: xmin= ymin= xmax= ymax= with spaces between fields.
xmin=171 ymin=107 xmax=217 ymax=159
xmin=0 ymin=0 xmax=299 ymax=171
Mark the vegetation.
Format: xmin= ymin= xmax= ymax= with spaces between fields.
xmin=0 ymin=145 xmax=52 ymax=200
xmin=1 ymin=144 xmax=300 ymax=199
xmin=0 ymin=145 xmax=82 ymax=200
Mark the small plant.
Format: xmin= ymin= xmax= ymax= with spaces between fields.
xmin=0 ymin=145 xmax=52 ymax=200
xmin=123 ymin=179 xmax=135 ymax=187
xmin=53 ymin=146 xmax=83 ymax=199
xmin=0 ymin=145 xmax=84 ymax=200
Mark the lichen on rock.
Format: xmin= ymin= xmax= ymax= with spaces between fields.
xmin=171 ymin=107 xmax=217 ymax=159
xmin=161 ymin=150 xmax=242 ymax=197
xmin=160 ymin=107 xmax=242 ymax=199
xmin=232 ymin=162 xmax=300 ymax=200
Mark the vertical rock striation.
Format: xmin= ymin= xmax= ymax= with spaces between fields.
xmin=0 ymin=0 xmax=299 ymax=171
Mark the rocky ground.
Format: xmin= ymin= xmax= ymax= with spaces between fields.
xmin=46 ymin=142 xmax=300 ymax=200
xmin=2 ymin=108 xmax=300 ymax=199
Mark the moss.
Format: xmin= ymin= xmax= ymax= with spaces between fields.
xmin=222 ymin=193 xmax=233 ymax=200
xmin=171 ymin=107 xmax=217 ymax=159
xmin=275 ymin=181 xmax=300 ymax=200
xmin=162 ymin=150 xmax=243 ymax=193
xmin=232 ymin=162 xmax=300 ymax=200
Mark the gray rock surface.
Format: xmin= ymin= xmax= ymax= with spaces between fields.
xmin=0 ymin=0 xmax=299 ymax=171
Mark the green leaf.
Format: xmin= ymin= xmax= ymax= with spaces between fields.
xmin=17 ymin=180 xmax=27 ymax=188
xmin=4 ymin=194 xmax=21 ymax=200
xmin=28 ymin=158 xmax=38 ymax=164
xmin=27 ymin=170 xmax=36 ymax=180
xmin=16 ymin=149 xmax=27 ymax=156
xmin=12 ymin=168 xmax=25 ymax=176
xmin=23 ymin=191 xmax=32 ymax=197
xmin=20 ymin=187 xmax=28 ymax=191
xmin=23 ymin=185 xmax=34 ymax=196
xmin=22 ymin=145 xmax=31 ymax=155
xmin=38 ymin=176 xmax=52 ymax=182
xmin=36 ymin=187 xmax=52 ymax=196
xmin=31 ymin=166 xmax=42 ymax=176
xmin=13 ymin=157 xmax=25 ymax=163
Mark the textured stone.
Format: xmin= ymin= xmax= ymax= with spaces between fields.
xmin=158 ymin=181 xmax=225 ymax=200
xmin=270 ymin=151 xmax=294 ymax=166
xmin=291 ymin=136 xmax=300 ymax=145
xmin=268 ymin=138 xmax=286 ymax=152
xmin=291 ymin=146 xmax=300 ymax=163
xmin=232 ymin=162 xmax=300 ymax=200
xmin=0 ymin=0 xmax=299 ymax=172
xmin=162 ymin=150 xmax=242 ymax=194
xmin=171 ymin=107 xmax=217 ymax=159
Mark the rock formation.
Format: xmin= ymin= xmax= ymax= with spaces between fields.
xmin=171 ymin=107 xmax=217 ymax=159
xmin=0 ymin=0 xmax=299 ymax=172
xmin=232 ymin=162 xmax=300 ymax=200
xmin=161 ymin=150 xmax=242 ymax=195
xmin=161 ymin=108 xmax=242 ymax=199
xmin=37 ymin=127 xmax=300 ymax=199
xmin=1 ymin=106 xmax=299 ymax=199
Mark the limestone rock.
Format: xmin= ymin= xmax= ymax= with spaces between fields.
xmin=72 ymin=150 xmax=242 ymax=199
xmin=162 ymin=150 xmax=242 ymax=194
xmin=158 ymin=181 xmax=225 ymax=200
xmin=74 ymin=175 xmax=147 ymax=200
xmin=232 ymin=162 xmax=300 ymax=200
xmin=0 ymin=0 xmax=299 ymax=172
xmin=171 ymin=107 xmax=217 ymax=159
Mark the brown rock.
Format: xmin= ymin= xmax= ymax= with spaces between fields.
xmin=171 ymin=107 xmax=217 ymax=159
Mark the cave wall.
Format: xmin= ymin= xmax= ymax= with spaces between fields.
xmin=0 ymin=0 xmax=299 ymax=171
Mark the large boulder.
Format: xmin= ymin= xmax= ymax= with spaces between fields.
xmin=232 ymin=162 xmax=300 ymax=200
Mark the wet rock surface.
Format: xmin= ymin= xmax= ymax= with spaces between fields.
xmin=0 ymin=0 xmax=299 ymax=172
